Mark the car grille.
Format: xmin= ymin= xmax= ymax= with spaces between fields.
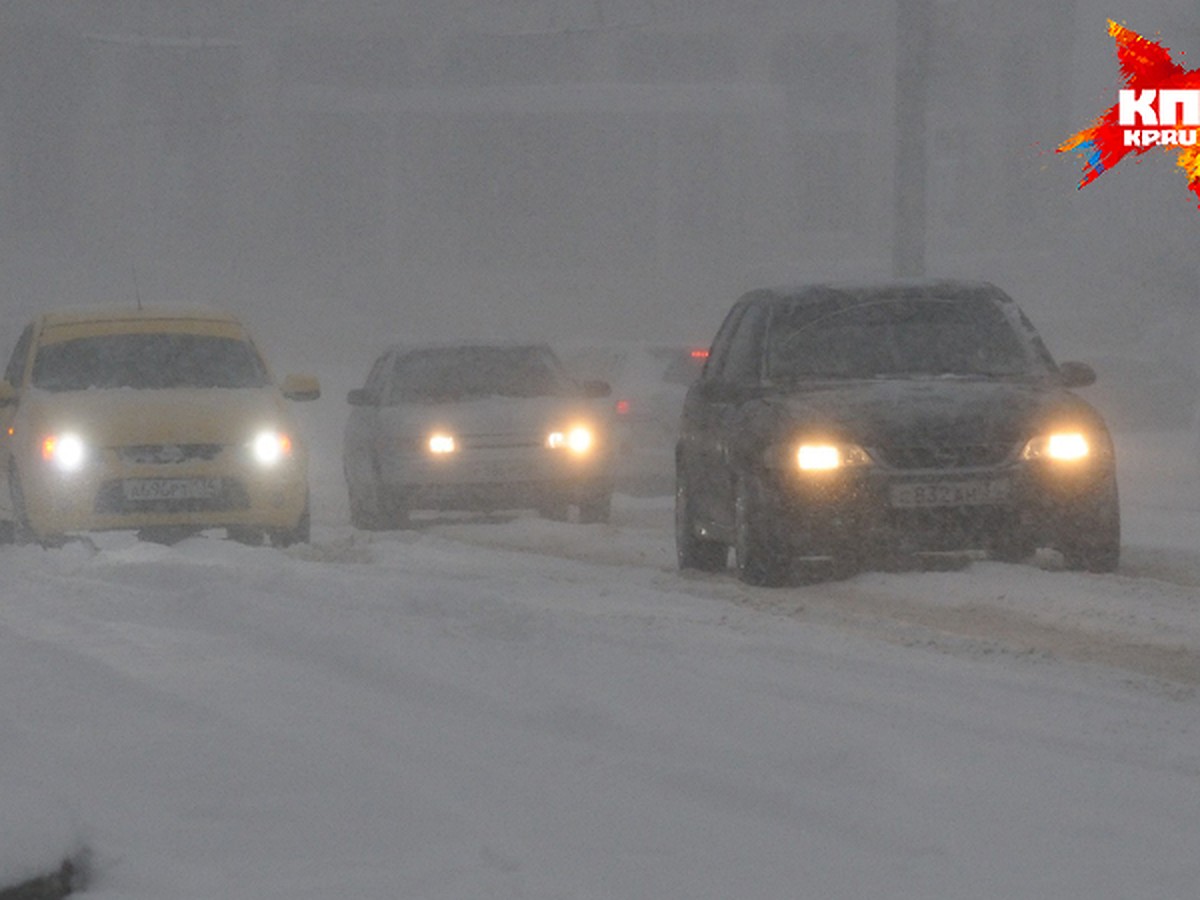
xmin=457 ymin=433 xmax=545 ymax=451
xmin=93 ymin=479 xmax=250 ymax=514
xmin=875 ymin=442 xmax=1015 ymax=470
xmin=117 ymin=444 xmax=224 ymax=465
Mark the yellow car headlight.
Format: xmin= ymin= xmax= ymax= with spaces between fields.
xmin=546 ymin=425 xmax=595 ymax=455
xmin=1022 ymin=431 xmax=1090 ymax=462
xmin=427 ymin=432 xmax=458 ymax=455
xmin=796 ymin=442 xmax=872 ymax=471
xmin=251 ymin=430 xmax=294 ymax=466
xmin=41 ymin=431 xmax=88 ymax=472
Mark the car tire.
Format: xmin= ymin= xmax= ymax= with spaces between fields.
xmin=270 ymin=499 xmax=311 ymax=548
xmin=347 ymin=460 xmax=392 ymax=530
xmin=733 ymin=473 xmax=790 ymax=587
xmin=1056 ymin=476 xmax=1120 ymax=573
xmin=577 ymin=490 xmax=612 ymax=525
xmin=7 ymin=466 xmax=40 ymax=545
xmin=674 ymin=468 xmax=727 ymax=572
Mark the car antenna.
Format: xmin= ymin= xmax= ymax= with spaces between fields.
xmin=131 ymin=263 xmax=143 ymax=311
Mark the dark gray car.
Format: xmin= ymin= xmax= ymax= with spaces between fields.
xmin=675 ymin=280 xmax=1120 ymax=585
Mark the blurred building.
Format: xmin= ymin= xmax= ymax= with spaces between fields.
xmin=0 ymin=0 xmax=1189 ymax=350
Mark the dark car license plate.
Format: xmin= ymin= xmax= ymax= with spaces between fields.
xmin=122 ymin=477 xmax=223 ymax=502
xmin=889 ymin=478 xmax=1011 ymax=508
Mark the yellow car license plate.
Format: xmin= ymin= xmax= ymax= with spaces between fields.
xmin=122 ymin=478 xmax=223 ymax=502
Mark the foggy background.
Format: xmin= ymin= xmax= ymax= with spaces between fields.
xmin=2 ymin=0 xmax=1198 ymax=379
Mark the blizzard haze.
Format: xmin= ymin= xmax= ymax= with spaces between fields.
xmin=3 ymin=0 xmax=1199 ymax=370
xmin=4 ymin=3 xmax=1200 ymax=898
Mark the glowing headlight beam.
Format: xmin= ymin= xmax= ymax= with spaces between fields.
xmin=797 ymin=444 xmax=841 ymax=471
xmin=42 ymin=432 xmax=87 ymax=472
xmin=428 ymin=432 xmax=457 ymax=455
xmin=251 ymin=431 xmax=293 ymax=466
xmin=546 ymin=425 xmax=594 ymax=454
xmin=796 ymin=442 xmax=871 ymax=471
xmin=1023 ymin=432 xmax=1090 ymax=462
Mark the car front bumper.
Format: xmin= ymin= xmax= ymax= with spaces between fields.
xmin=18 ymin=454 xmax=309 ymax=540
xmin=761 ymin=459 xmax=1116 ymax=558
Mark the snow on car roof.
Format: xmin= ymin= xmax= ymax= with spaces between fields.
xmin=34 ymin=306 xmax=251 ymax=344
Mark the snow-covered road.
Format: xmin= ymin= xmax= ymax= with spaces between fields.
xmin=2 ymin=425 xmax=1199 ymax=899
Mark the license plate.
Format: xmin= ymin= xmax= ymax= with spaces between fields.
xmin=122 ymin=478 xmax=223 ymax=502
xmin=889 ymin=478 xmax=1011 ymax=508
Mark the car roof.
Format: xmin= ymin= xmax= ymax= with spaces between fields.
xmin=33 ymin=306 xmax=251 ymax=344
xmin=746 ymin=278 xmax=1014 ymax=306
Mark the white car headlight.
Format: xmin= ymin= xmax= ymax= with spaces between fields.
xmin=1022 ymin=431 xmax=1090 ymax=462
xmin=41 ymin=432 xmax=88 ymax=472
xmin=427 ymin=432 xmax=458 ymax=455
xmin=251 ymin=430 xmax=294 ymax=466
xmin=796 ymin=442 xmax=872 ymax=471
xmin=546 ymin=425 xmax=594 ymax=455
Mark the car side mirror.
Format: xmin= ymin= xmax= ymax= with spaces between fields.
xmin=1058 ymin=361 xmax=1097 ymax=389
xmin=0 ymin=380 xmax=17 ymax=406
xmin=581 ymin=379 xmax=611 ymax=399
xmin=282 ymin=373 xmax=321 ymax=401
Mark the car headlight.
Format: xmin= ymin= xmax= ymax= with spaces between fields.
xmin=546 ymin=425 xmax=595 ymax=455
xmin=1021 ymin=431 xmax=1091 ymax=462
xmin=796 ymin=442 xmax=872 ymax=471
xmin=250 ymin=430 xmax=294 ymax=466
xmin=427 ymin=432 xmax=458 ymax=455
xmin=41 ymin=431 xmax=88 ymax=472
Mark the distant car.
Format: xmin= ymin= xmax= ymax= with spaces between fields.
xmin=560 ymin=343 xmax=708 ymax=494
xmin=675 ymin=280 xmax=1120 ymax=585
xmin=343 ymin=342 xmax=614 ymax=526
xmin=0 ymin=306 xmax=320 ymax=546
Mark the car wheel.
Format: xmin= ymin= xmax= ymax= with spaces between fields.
xmin=577 ymin=490 xmax=612 ymax=524
xmin=7 ymin=466 xmax=40 ymax=545
xmin=733 ymin=474 xmax=790 ymax=586
xmin=270 ymin=498 xmax=311 ymax=548
xmin=347 ymin=460 xmax=391 ymax=530
xmin=1056 ymin=476 xmax=1120 ymax=573
xmin=674 ymin=468 xmax=726 ymax=572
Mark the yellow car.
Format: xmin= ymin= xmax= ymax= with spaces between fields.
xmin=0 ymin=307 xmax=320 ymax=546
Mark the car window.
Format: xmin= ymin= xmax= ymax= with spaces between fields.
xmin=720 ymin=303 xmax=769 ymax=383
xmin=4 ymin=324 xmax=33 ymax=386
xmin=31 ymin=333 xmax=270 ymax=391
xmin=767 ymin=295 xmax=1038 ymax=380
xmin=387 ymin=346 xmax=574 ymax=403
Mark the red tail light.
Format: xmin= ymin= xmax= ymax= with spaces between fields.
xmin=615 ymin=399 xmax=631 ymax=416
xmin=690 ymin=348 xmax=709 ymax=359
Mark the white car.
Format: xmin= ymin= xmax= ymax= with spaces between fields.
xmin=343 ymin=343 xmax=614 ymax=526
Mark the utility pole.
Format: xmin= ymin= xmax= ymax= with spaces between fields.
xmin=893 ymin=0 xmax=932 ymax=278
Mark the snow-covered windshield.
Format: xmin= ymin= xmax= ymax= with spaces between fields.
xmin=32 ymin=334 xmax=270 ymax=391
xmin=767 ymin=294 xmax=1039 ymax=380
xmin=389 ymin=345 xmax=575 ymax=403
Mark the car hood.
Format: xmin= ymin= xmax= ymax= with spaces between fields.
xmin=769 ymin=378 xmax=1104 ymax=448
xmin=19 ymin=386 xmax=297 ymax=448
xmin=385 ymin=395 xmax=611 ymax=434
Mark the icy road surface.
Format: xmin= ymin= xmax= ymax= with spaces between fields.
xmin=1 ymin=428 xmax=1199 ymax=899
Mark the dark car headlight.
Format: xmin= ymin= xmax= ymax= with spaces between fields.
xmin=796 ymin=442 xmax=873 ymax=471
xmin=1021 ymin=430 xmax=1100 ymax=463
